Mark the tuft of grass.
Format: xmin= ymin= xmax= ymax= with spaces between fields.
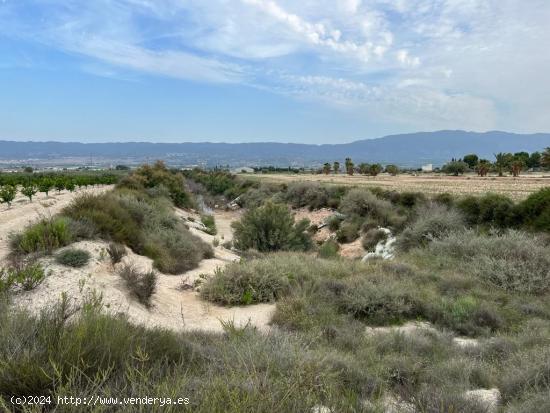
xmin=107 ymin=242 xmax=126 ymax=264
xmin=118 ymin=264 xmax=157 ymax=308
xmin=0 ymin=262 xmax=46 ymax=292
xmin=56 ymin=248 xmax=90 ymax=268
xmin=362 ymin=228 xmax=388 ymax=251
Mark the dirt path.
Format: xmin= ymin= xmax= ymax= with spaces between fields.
xmin=0 ymin=186 xmax=113 ymax=263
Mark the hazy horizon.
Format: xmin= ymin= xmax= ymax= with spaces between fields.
xmin=1 ymin=1 xmax=550 ymax=144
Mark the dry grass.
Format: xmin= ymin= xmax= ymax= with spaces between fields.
xmin=246 ymin=173 xmax=550 ymax=200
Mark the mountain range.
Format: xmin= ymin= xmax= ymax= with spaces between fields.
xmin=1 ymin=130 xmax=550 ymax=167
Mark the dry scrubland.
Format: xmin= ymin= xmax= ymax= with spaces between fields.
xmin=1 ymin=165 xmax=549 ymax=412
xmin=247 ymin=173 xmax=550 ymax=200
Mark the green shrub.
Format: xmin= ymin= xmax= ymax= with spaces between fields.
xmin=200 ymin=262 xmax=293 ymax=305
xmin=11 ymin=217 xmax=72 ymax=255
xmin=340 ymin=188 xmax=406 ymax=229
xmin=0 ymin=263 xmax=46 ymax=291
xmin=118 ymin=264 xmax=157 ymax=308
xmin=457 ymin=193 xmax=517 ymax=227
xmin=232 ymin=202 xmax=312 ymax=252
xmin=56 ymin=249 xmax=91 ymax=268
xmin=397 ymin=204 xmax=465 ymax=251
xmin=201 ymin=215 xmax=217 ymax=235
xmin=318 ymin=239 xmax=340 ymax=259
xmin=107 ymin=242 xmax=126 ymax=264
xmin=336 ymin=221 xmax=361 ymax=243
xmin=326 ymin=214 xmax=344 ymax=231
xmin=519 ymin=187 xmax=550 ymax=232
xmin=428 ymin=230 xmax=550 ymax=294
xmin=64 ymin=191 xmax=212 ymax=274
xmin=362 ymin=228 xmax=388 ymax=251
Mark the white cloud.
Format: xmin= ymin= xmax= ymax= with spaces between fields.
xmin=1 ymin=0 xmax=550 ymax=133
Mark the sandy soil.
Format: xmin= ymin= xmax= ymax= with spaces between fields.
xmin=0 ymin=186 xmax=113 ymax=262
xmin=246 ymin=173 xmax=550 ymax=200
xmin=7 ymin=197 xmax=274 ymax=334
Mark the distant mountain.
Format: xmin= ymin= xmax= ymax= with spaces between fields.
xmin=1 ymin=131 xmax=550 ymax=167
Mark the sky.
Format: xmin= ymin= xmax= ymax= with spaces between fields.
xmin=0 ymin=0 xmax=549 ymax=144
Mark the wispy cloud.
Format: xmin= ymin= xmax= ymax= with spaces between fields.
xmin=1 ymin=0 xmax=549 ymax=132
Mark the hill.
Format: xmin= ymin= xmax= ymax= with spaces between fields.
xmin=1 ymin=130 xmax=549 ymax=167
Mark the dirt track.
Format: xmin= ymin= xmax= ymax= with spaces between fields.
xmin=246 ymin=173 xmax=550 ymax=200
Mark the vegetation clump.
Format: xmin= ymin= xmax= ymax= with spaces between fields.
xmin=118 ymin=264 xmax=157 ymax=307
xmin=55 ymin=248 xmax=91 ymax=268
xmin=232 ymin=201 xmax=312 ymax=252
xmin=107 ymin=242 xmax=126 ymax=264
xmin=10 ymin=217 xmax=72 ymax=255
xmin=201 ymin=214 xmax=217 ymax=235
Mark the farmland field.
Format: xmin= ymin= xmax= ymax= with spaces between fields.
xmin=245 ymin=173 xmax=550 ymax=200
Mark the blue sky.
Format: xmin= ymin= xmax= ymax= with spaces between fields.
xmin=1 ymin=0 xmax=549 ymax=144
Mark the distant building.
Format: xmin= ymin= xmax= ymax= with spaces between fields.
xmin=232 ymin=167 xmax=255 ymax=174
xmin=421 ymin=164 xmax=433 ymax=172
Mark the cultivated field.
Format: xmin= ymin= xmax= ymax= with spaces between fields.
xmin=246 ymin=173 xmax=550 ymax=200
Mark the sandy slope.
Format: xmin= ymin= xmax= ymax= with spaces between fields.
xmin=6 ymin=196 xmax=274 ymax=333
xmin=0 ymin=186 xmax=113 ymax=263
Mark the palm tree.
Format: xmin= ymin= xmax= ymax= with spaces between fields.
xmin=345 ymin=158 xmax=354 ymax=176
xmin=510 ymin=160 xmax=524 ymax=177
xmin=322 ymin=163 xmax=331 ymax=175
xmin=494 ymin=152 xmax=512 ymax=177
xmin=368 ymin=163 xmax=383 ymax=176
xmin=333 ymin=161 xmax=340 ymax=174
xmin=475 ymin=160 xmax=491 ymax=177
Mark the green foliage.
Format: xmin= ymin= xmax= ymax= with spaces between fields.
xmin=519 ymin=187 xmax=550 ymax=232
xmin=201 ymin=214 xmax=217 ymax=235
xmin=118 ymin=161 xmax=193 ymax=208
xmin=11 ymin=217 xmax=72 ymax=255
xmin=462 ymin=154 xmax=479 ymax=169
xmin=232 ymin=202 xmax=312 ymax=252
xmin=457 ymin=193 xmax=517 ymax=228
xmin=385 ymin=164 xmax=399 ymax=176
xmin=397 ymin=204 xmax=465 ymax=251
xmin=21 ymin=183 xmax=37 ymax=202
xmin=340 ymin=188 xmax=406 ymax=229
xmin=318 ymin=239 xmax=340 ymax=259
xmin=0 ymin=263 xmax=46 ymax=292
xmin=63 ymin=191 xmax=212 ymax=274
xmin=362 ymin=228 xmax=388 ymax=251
xmin=37 ymin=178 xmax=54 ymax=196
xmin=55 ymin=248 xmax=91 ymax=268
xmin=427 ymin=229 xmax=550 ymax=294
xmin=336 ymin=220 xmax=361 ymax=243
xmin=118 ymin=264 xmax=157 ymax=308
xmin=442 ymin=161 xmax=469 ymax=176
xmin=0 ymin=185 xmax=17 ymax=207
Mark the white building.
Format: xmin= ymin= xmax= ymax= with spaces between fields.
xmin=421 ymin=164 xmax=433 ymax=172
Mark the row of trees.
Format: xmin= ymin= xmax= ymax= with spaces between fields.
xmin=443 ymin=148 xmax=550 ymax=176
xmin=321 ymin=159 xmax=399 ymax=176
xmin=0 ymin=174 xmax=117 ymax=208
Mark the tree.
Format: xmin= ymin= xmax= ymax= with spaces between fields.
xmin=526 ymin=152 xmax=541 ymax=169
xmin=368 ymin=163 xmax=383 ymax=176
xmin=345 ymin=158 xmax=354 ymax=176
xmin=442 ymin=161 xmax=468 ymax=176
xmin=65 ymin=180 xmax=76 ymax=192
xmin=21 ymin=183 xmax=37 ymax=202
xmin=541 ymin=148 xmax=550 ymax=170
xmin=462 ymin=154 xmax=479 ymax=169
xmin=494 ymin=152 xmax=513 ymax=177
xmin=510 ymin=159 xmax=524 ymax=177
xmin=55 ymin=178 xmax=66 ymax=193
xmin=0 ymin=185 xmax=17 ymax=208
xmin=358 ymin=163 xmax=369 ymax=175
xmin=475 ymin=160 xmax=491 ymax=177
xmin=385 ymin=165 xmax=399 ymax=176
xmin=38 ymin=178 xmax=54 ymax=197
xmin=23 ymin=166 xmax=33 ymax=173
xmin=322 ymin=163 xmax=331 ymax=175
xmin=333 ymin=161 xmax=340 ymax=174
